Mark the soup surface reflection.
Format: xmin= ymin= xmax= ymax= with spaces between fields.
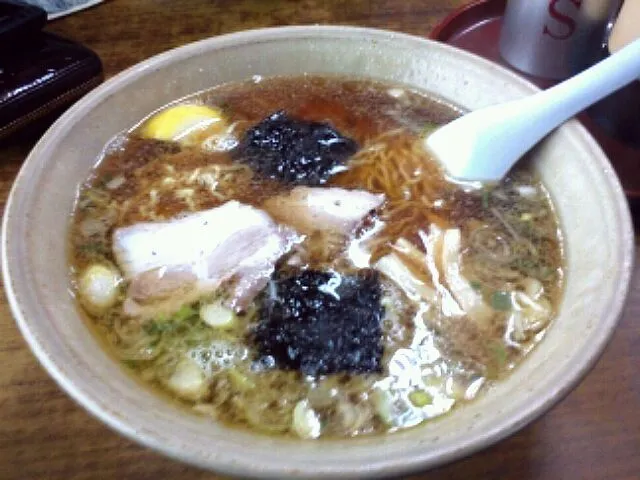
xmin=70 ymin=76 xmax=564 ymax=439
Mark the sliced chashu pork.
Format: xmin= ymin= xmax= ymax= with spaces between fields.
xmin=112 ymin=200 xmax=299 ymax=318
xmin=263 ymin=187 xmax=384 ymax=236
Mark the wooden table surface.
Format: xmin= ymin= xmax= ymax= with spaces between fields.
xmin=1 ymin=1 xmax=638 ymax=479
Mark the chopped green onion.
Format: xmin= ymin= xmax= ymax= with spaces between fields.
xmin=143 ymin=321 xmax=162 ymax=335
xmin=174 ymin=304 xmax=197 ymax=322
xmin=540 ymin=266 xmax=554 ymax=280
xmin=420 ymin=121 xmax=440 ymax=137
xmin=409 ymin=390 xmax=433 ymax=407
xmin=481 ymin=190 xmax=490 ymax=209
xmin=292 ymin=400 xmax=321 ymax=439
xmin=371 ymin=389 xmax=395 ymax=426
xmin=489 ymin=341 xmax=509 ymax=368
xmin=121 ymin=359 xmax=138 ymax=369
xmin=144 ymin=305 xmax=198 ymax=335
xmin=491 ymin=291 xmax=512 ymax=311
xmin=143 ymin=318 xmax=176 ymax=335
xmin=98 ymin=173 xmax=114 ymax=187
xmin=77 ymin=242 xmax=109 ymax=257
xmin=200 ymin=302 xmax=236 ymax=329
xmin=470 ymin=280 xmax=482 ymax=291
xmin=227 ymin=369 xmax=255 ymax=391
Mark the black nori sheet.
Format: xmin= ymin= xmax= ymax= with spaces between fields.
xmin=232 ymin=111 xmax=358 ymax=185
xmin=252 ymin=269 xmax=384 ymax=376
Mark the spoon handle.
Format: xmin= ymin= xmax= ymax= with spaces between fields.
xmin=426 ymin=38 xmax=640 ymax=182
xmin=523 ymin=37 xmax=640 ymax=133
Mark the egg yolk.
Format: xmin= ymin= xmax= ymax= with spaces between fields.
xmin=141 ymin=104 xmax=225 ymax=144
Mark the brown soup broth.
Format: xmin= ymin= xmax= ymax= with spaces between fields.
xmin=70 ymin=75 xmax=564 ymax=439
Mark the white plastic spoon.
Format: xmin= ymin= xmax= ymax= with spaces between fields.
xmin=425 ymin=38 xmax=640 ymax=182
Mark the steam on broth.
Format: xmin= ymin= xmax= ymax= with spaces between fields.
xmin=70 ymin=76 xmax=564 ymax=439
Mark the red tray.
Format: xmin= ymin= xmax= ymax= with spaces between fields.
xmin=429 ymin=0 xmax=640 ymax=209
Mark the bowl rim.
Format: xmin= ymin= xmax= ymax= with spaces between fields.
xmin=2 ymin=25 xmax=636 ymax=479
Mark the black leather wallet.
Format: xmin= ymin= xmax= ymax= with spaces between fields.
xmin=0 ymin=1 xmax=103 ymax=140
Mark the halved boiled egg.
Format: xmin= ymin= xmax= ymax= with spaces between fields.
xmin=140 ymin=104 xmax=226 ymax=145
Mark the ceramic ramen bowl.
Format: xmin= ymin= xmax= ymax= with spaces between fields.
xmin=1 ymin=26 xmax=634 ymax=479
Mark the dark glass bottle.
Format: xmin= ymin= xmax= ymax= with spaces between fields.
xmin=587 ymin=3 xmax=640 ymax=149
